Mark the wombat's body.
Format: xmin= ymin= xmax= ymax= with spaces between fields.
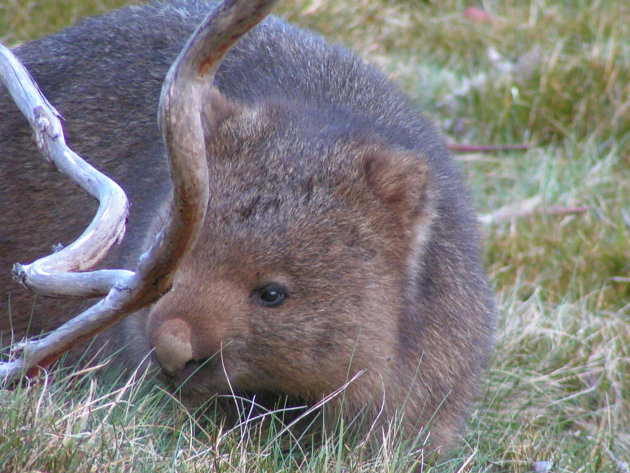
xmin=0 ymin=0 xmax=495 ymax=453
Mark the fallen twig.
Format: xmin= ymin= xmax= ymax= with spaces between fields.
xmin=446 ymin=143 xmax=529 ymax=153
xmin=608 ymin=277 xmax=630 ymax=283
xmin=480 ymin=196 xmax=589 ymax=224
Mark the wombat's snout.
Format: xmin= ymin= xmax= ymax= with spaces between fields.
xmin=151 ymin=318 xmax=194 ymax=376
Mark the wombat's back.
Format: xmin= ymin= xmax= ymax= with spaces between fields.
xmin=0 ymin=0 xmax=495 ymax=454
xmin=0 ymin=0 xmax=421 ymax=332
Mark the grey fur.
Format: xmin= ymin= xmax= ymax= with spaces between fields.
xmin=0 ymin=0 xmax=495 ymax=454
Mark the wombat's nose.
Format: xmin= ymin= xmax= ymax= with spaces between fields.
xmin=152 ymin=318 xmax=194 ymax=376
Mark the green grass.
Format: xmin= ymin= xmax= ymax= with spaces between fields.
xmin=0 ymin=0 xmax=141 ymax=45
xmin=1 ymin=0 xmax=628 ymax=471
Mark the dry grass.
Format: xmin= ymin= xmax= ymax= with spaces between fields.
xmin=1 ymin=0 xmax=628 ymax=471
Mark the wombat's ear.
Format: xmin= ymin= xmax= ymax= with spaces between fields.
xmin=362 ymin=148 xmax=435 ymax=232
xmin=201 ymin=88 xmax=243 ymax=134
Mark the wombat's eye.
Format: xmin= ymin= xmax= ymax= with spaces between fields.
xmin=252 ymin=283 xmax=289 ymax=308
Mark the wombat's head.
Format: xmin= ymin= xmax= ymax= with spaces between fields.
xmin=146 ymin=91 xmax=436 ymax=406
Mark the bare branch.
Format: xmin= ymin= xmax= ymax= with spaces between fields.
xmin=1 ymin=0 xmax=281 ymax=383
xmin=148 ymin=0 xmax=280 ymax=282
xmin=542 ymin=205 xmax=589 ymax=216
xmin=447 ymin=143 xmax=529 ymax=153
xmin=479 ymin=196 xmax=543 ymax=224
xmin=0 ymin=43 xmax=132 ymax=298
xmin=479 ymin=195 xmax=589 ymax=224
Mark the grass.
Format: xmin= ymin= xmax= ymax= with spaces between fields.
xmin=1 ymin=0 xmax=628 ymax=471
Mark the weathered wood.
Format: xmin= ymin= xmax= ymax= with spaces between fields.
xmin=0 ymin=43 xmax=131 ymax=299
xmin=0 ymin=0 xmax=280 ymax=384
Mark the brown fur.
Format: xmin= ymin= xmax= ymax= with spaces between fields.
xmin=0 ymin=0 xmax=495 ymax=455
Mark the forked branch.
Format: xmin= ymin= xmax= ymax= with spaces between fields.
xmin=0 ymin=43 xmax=132 ymax=298
xmin=0 ymin=34 xmax=204 ymax=379
xmin=0 ymin=0 xmax=279 ymax=383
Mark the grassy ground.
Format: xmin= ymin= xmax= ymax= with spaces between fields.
xmin=1 ymin=0 xmax=628 ymax=471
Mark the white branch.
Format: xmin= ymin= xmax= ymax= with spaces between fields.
xmin=0 ymin=43 xmax=132 ymax=298
xmin=0 ymin=0 xmax=280 ymax=383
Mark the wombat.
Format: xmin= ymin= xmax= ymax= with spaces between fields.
xmin=0 ymin=0 xmax=495 ymax=454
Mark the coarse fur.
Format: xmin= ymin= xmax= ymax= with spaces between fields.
xmin=0 ymin=0 xmax=495 ymax=455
